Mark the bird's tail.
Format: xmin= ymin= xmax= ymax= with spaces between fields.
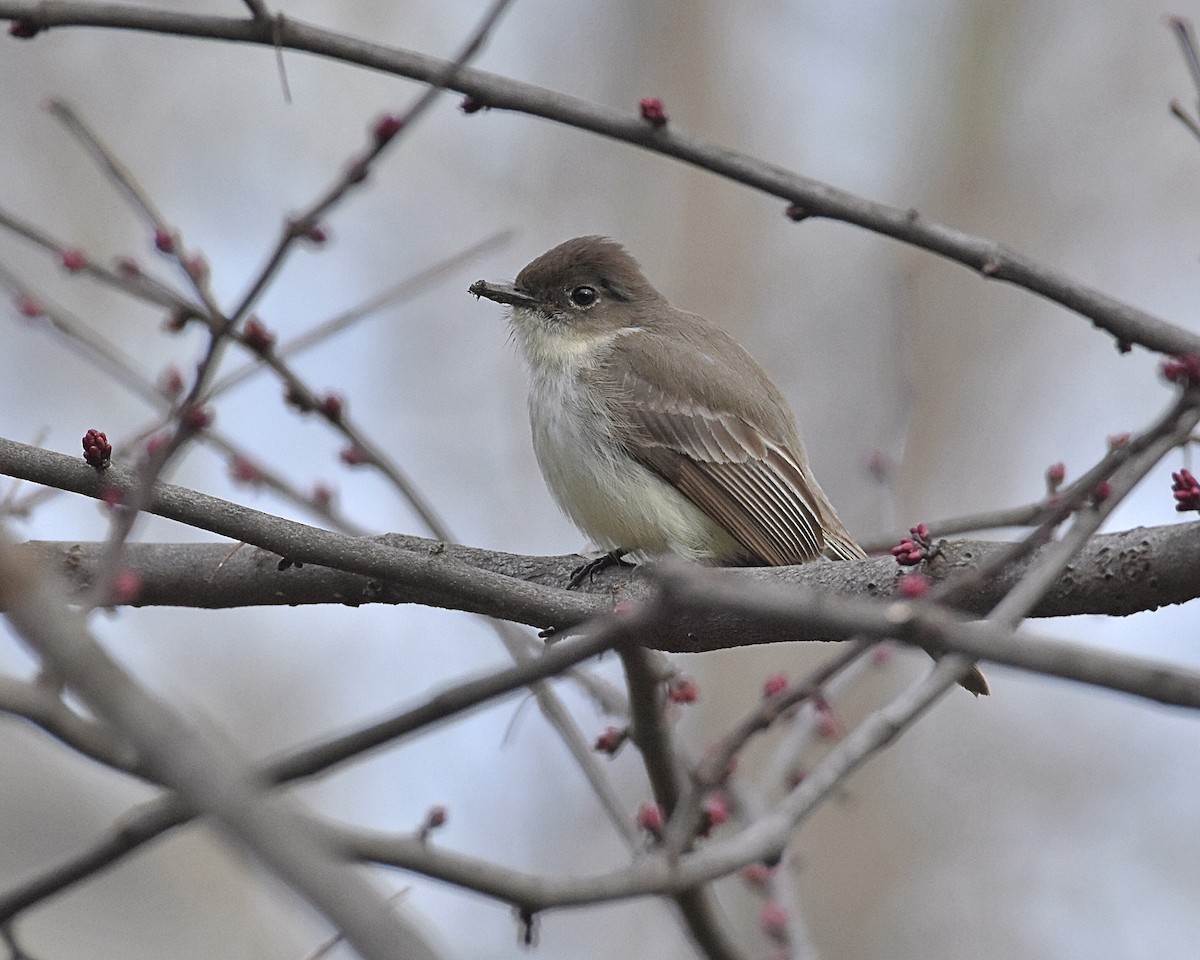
xmin=824 ymin=527 xmax=989 ymax=697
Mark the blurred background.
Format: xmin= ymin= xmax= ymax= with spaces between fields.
xmin=2 ymin=1 xmax=1200 ymax=958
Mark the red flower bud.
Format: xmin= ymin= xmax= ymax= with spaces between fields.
xmin=425 ymin=805 xmax=447 ymax=829
xmin=242 ymin=316 xmax=276 ymax=353
xmin=760 ymin=901 xmax=789 ymax=940
xmin=740 ymin=862 xmax=775 ymax=888
xmin=898 ymin=573 xmax=930 ymax=598
xmin=1171 ymin=468 xmax=1200 ymax=512
xmin=667 ymin=675 xmax=698 ymax=704
xmin=16 ymin=294 xmax=42 ymax=318
xmin=639 ymin=97 xmax=668 ymax=127
xmin=145 ymin=434 xmax=168 ymax=458
xmin=1162 ymin=353 xmax=1200 ymax=387
xmin=594 ymin=726 xmax=627 ymax=755
xmin=185 ymin=253 xmax=209 ymax=282
xmin=9 ymin=20 xmax=42 ymax=38
xmin=318 ymin=392 xmax=344 ymax=422
xmin=230 ymin=457 xmax=264 ymax=485
xmin=340 ymin=444 xmax=368 ymax=466
xmin=61 ymin=248 xmax=87 ymax=272
xmin=636 ymin=802 xmax=664 ymax=838
xmin=82 ymin=429 xmax=112 ymax=469
xmin=311 ymin=483 xmax=334 ymax=509
xmin=701 ymin=794 xmax=729 ymax=832
xmin=182 ymin=405 xmax=212 ymax=431
xmin=157 ymin=365 xmax=184 ymax=400
xmin=112 ymin=569 xmax=142 ymax=604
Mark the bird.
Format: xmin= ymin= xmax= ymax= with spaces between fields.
xmin=470 ymin=236 xmax=988 ymax=696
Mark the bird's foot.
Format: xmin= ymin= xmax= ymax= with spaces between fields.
xmin=567 ymin=550 xmax=634 ymax=590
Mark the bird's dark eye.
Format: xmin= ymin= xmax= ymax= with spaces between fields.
xmin=570 ymin=285 xmax=598 ymax=307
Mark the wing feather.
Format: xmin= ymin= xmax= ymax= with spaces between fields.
xmin=598 ymin=321 xmax=865 ymax=565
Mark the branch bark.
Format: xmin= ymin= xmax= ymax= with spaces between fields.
xmin=20 ymin=517 xmax=1200 ymax=635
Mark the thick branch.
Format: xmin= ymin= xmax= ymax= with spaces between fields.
xmin=0 ymin=436 xmax=599 ymax=629
xmin=21 ymin=517 xmax=1200 ymax=633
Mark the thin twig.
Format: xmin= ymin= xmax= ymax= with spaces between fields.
xmin=0 ymin=4 xmax=1195 ymax=355
xmin=0 ymin=628 xmax=619 ymax=923
xmin=226 ymin=0 xmax=516 ymax=324
xmin=0 ymin=527 xmax=444 ymax=960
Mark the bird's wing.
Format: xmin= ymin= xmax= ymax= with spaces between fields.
xmin=601 ymin=330 xmax=854 ymax=565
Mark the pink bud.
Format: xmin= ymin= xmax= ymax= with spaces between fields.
xmin=340 ymin=445 xmax=368 ymax=466
xmin=373 ymin=113 xmax=404 ymax=145
xmin=145 ymin=435 xmax=168 ymax=458
xmin=311 ymin=483 xmax=334 ymax=509
xmin=112 ymin=569 xmax=141 ymax=604
xmin=61 ymin=247 xmax=87 ymax=272
xmin=242 ymin=316 xmax=276 ymax=352
xmin=16 ymin=295 xmax=43 ymax=318
xmin=740 ymin=862 xmax=775 ymax=888
xmin=230 ymin=457 xmax=264 ymax=484
xmin=636 ymin=802 xmax=664 ymax=838
xmin=318 ymin=392 xmax=344 ymax=422
xmin=784 ymin=202 xmax=809 ymax=221
xmin=182 ymin=405 xmax=212 ymax=431
xmin=594 ymin=726 xmax=626 ymax=755
xmin=639 ymin=97 xmax=668 ymax=127
xmin=9 ymin=20 xmax=42 ymax=38
xmin=157 ymin=365 xmax=184 ymax=400
xmin=760 ymin=901 xmax=789 ymax=940
xmin=668 ymin=675 xmax=698 ymax=704
xmin=701 ymin=794 xmax=729 ymax=830
xmin=82 ymin=429 xmax=112 ymax=469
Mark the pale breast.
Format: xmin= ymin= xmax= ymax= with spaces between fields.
xmin=524 ymin=348 xmax=740 ymax=561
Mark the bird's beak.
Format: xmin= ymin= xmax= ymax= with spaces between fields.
xmin=469 ymin=279 xmax=540 ymax=308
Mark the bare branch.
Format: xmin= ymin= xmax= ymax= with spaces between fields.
xmin=0 ymin=435 xmax=600 ymax=628
xmin=0 ymin=2 xmax=1195 ymax=355
xmin=0 ymin=629 xmax=617 ymax=923
xmin=0 ymin=675 xmax=137 ymax=774
xmin=0 ymin=527 xmax=444 ymax=960
xmin=14 ymin=516 xmax=1200 ymax=634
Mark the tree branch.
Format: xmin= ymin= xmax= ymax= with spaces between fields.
xmin=16 ymin=518 xmax=1200 ymax=629
xmin=0 ymin=2 xmax=1196 ymax=356
xmin=0 ymin=527 xmax=443 ymax=960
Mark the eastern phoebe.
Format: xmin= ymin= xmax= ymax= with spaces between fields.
xmin=471 ymin=236 xmax=986 ymax=693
